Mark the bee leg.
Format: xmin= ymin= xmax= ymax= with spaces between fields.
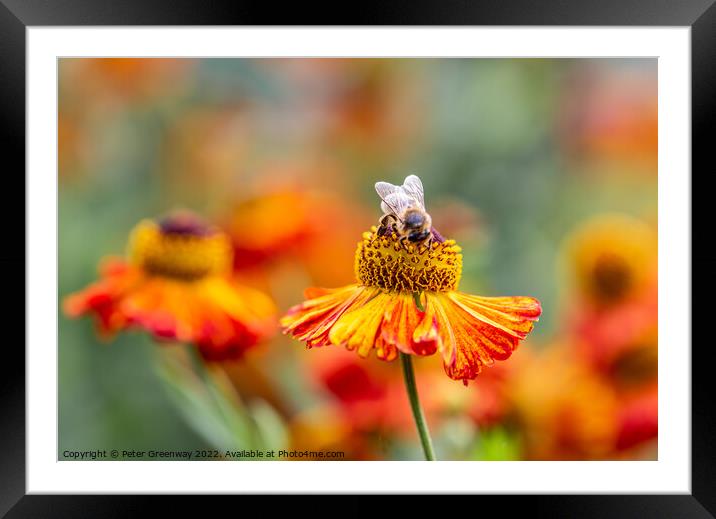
xmin=378 ymin=214 xmax=397 ymax=236
xmin=423 ymin=235 xmax=433 ymax=251
xmin=399 ymin=235 xmax=412 ymax=251
xmin=430 ymin=227 xmax=445 ymax=243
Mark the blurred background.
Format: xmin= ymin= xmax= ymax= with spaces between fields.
xmin=59 ymin=58 xmax=657 ymax=461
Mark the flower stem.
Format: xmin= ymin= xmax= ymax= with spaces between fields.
xmin=185 ymin=345 xmax=234 ymax=425
xmin=400 ymin=351 xmax=437 ymax=461
xmin=186 ymin=343 xmax=213 ymax=387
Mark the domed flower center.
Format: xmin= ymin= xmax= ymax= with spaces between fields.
xmin=591 ymin=253 xmax=632 ymax=303
xmin=354 ymin=227 xmax=462 ymax=292
xmin=129 ymin=214 xmax=232 ymax=280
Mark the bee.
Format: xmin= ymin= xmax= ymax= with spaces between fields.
xmin=375 ymin=174 xmax=442 ymax=249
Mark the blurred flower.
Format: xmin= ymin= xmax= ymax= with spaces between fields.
xmin=64 ymin=212 xmax=277 ymax=361
xmin=561 ymin=214 xmax=658 ymax=455
xmin=503 ymin=345 xmax=619 ymax=460
xmin=224 ymin=187 xmax=369 ymax=286
xmin=228 ymin=190 xmax=313 ymax=269
xmin=565 ymin=214 xmax=656 ymax=309
xmin=307 ymin=348 xmax=394 ymax=434
xmin=564 ymin=214 xmax=657 ymax=382
xmin=282 ymin=226 xmax=541 ymax=383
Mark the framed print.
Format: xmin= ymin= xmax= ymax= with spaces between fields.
xmin=2 ymin=0 xmax=713 ymax=515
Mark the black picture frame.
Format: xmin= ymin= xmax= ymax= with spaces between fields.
xmin=2 ymin=0 xmax=711 ymax=515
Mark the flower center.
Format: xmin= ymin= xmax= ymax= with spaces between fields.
xmin=591 ymin=253 xmax=632 ymax=303
xmin=129 ymin=215 xmax=232 ymax=280
xmin=611 ymin=343 xmax=658 ymax=386
xmin=354 ymin=227 xmax=462 ymax=292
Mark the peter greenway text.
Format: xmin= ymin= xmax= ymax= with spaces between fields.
xmin=61 ymin=449 xmax=346 ymax=460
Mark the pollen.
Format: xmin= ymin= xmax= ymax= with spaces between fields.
xmin=128 ymin=217 xmax=232 ymax=280
xmin=355 ymin=227 xmax=462 ymax=292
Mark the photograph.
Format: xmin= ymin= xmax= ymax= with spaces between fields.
xmin=58 ymin=57 xmax=658 ymax=462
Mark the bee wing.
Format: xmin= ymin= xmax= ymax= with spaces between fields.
xmin=375 ymin=181 xmax=408 ymax=220
xmin=375 ymin=181 xmax=399 ymax=206
xmin=401 ymin=174 xmax=426 ymax=210
xmin=384 ymin=192 xmax=420 ymax=221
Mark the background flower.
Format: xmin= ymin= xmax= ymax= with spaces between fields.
xmin=64 ymin=213 xmax=277 ymax=361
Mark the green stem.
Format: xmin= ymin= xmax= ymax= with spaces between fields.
xmin=185 ymin=345 xmax=234 ymax=428
xmin=186 ymin=344 xmax=214 ymax=388
xmin=400 ymin=353 xmax=436 ymax=461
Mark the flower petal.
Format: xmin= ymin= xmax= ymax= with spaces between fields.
xmin=62 ymin=258 xmax=142 ymax=337
xmin=381 ymin=292 xmax=436 ymax=356
xmin=281 ymin=285 xmax=376 ymax=348
xmin=121 ymin=277 xmax=202 ymax=342
xmin=329 ymin=292 xmax=395 ymax=360
xmin=195 ymin=279 xmax=278 ymax=360
xmin=65 ymin=257 xmax=277 ymax=360
xmin=428 ymin=292 xmax=541 ymax=383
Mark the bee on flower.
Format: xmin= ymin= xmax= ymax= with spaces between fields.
xmin=282 ymin=175 xmax=541 ymax=385
xmin=64 ymin=211 xmax=277 ymax=361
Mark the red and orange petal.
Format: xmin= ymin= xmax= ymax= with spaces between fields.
xmin=63 ymin=257 xmax=141 ymax=337
xmin=64 ymin=259 xmax=277 ymax=361
xmin=281 ymin=285 xmax=541 ymax=383
xmin=428 ymin=292 xmax=541 ymax=383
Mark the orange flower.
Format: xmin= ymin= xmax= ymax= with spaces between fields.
xmin=504 ymin=345 xmax=620 ymax=460
xmin=224 ymin=186 xmax=371 ymax=286
xmin=281 ymin=226 xmax=541 ymax=384
xmin=226 ymin=190 xmax=324 ymax=270
xmin=565 ymin=214 xmax=657 ymax=309
xmin=64 ymin=212 xmax=277 ymax=361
